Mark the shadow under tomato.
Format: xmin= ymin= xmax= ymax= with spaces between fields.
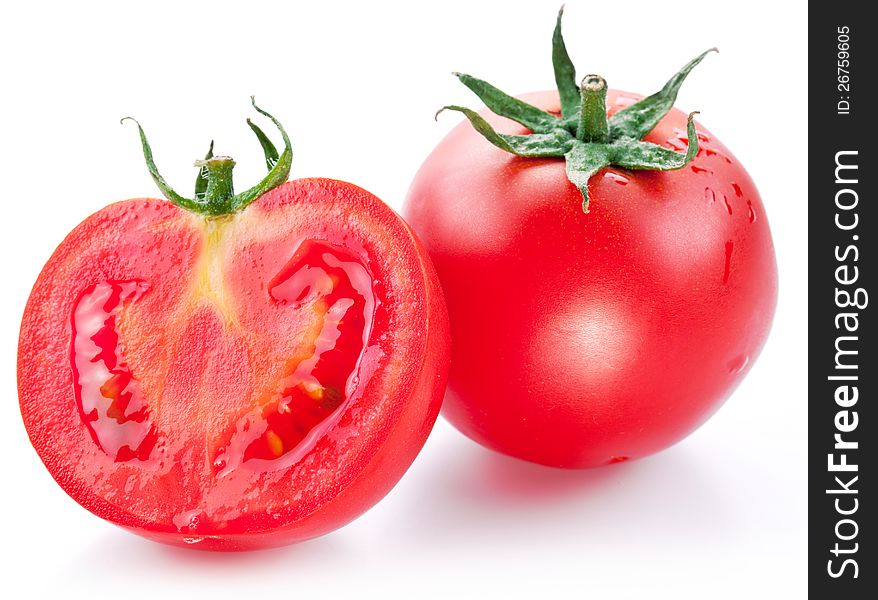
xmin=455 ymin=445 xmax=634 ymax=501
xmin=388 ymin=424 xmax=730 ymax=547
xmin=38 ymin=528 xmax=359 ymax=600
xmin=418 ymin=431 xmax=637 ymax=505
xmin=56 ymin=524 xmax=348 ymax=576
xmin=145 ymin=532 xmax=346 ymax=567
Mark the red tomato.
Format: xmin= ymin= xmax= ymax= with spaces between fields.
xmin=404 ymin=86 xmax=777 ymax=468
xmin=18 ymin=106 xmax=449 ymax=550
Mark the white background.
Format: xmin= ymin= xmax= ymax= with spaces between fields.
xmin=0 ymin=1 xmax=807 ymax=597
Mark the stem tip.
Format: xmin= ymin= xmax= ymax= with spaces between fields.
xmin=581 ymin=74 xmax=606 ymax=93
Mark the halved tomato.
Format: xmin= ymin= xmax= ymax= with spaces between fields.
xmin=18 ymin=102 xmax=449 ymax=550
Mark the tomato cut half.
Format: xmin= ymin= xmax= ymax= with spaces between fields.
xmin=19 ymin=178 xmax=449 ymax=550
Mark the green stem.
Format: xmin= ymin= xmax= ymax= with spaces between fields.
xmin=442 ymin=9 xmax=712 ymax=214
xmin=193 ymin=156 xmax=236 ymax=215
xmin=124 ymin=99 xmax=293 ymax=218
xmin=577 ymin=75 xmax=609 ymax=143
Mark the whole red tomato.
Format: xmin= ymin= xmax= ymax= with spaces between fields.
xmin=18 ymin=100 xmax=449 ymax=550
xmin=403 ymin=11 xmax=777 ymax=468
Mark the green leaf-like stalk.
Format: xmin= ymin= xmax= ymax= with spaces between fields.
xmin=436 ymin=106 xmax=571 ymax=157
xmin=124 ymin=98 xmax=292 ymax=217
xmin=439 ymin=8 xmax=715 ymax=212
xmin=452 ymin=72 xmax=558 ymax=134
xmin=551 ymin=6 xmax=579 ymax=120
xmin=247 ymin=118 xmax=280 ymax=171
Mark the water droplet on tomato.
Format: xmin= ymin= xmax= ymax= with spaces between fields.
xmin=723 ymin=241 xmax=734 ymax=284
xmin=172 ymin=509 xmax=203 ymax=532
xmin=183 ymin=536 xmax=204 ymax=544
xmin=603 ymin=171 xmax=629 ymax=186
xmin=672 ymin=128 xmax=690 ymax=145
xmin=727 ymin=355 xmax=749 ymax=374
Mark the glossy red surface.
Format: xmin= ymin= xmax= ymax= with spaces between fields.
xmin=19 ymin=179 xmax=450 ymax=549
xmin=404 ymin=91 xmax=777 ymax=468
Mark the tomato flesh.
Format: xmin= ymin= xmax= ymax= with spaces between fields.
xmin=20 ymin=179 xmax=450 ymax=549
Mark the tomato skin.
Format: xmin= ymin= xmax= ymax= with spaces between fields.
xmin=19 ymin=178 xmax=449 ymax=550
xmin=404 ymin=90 xmax=777 ymax=468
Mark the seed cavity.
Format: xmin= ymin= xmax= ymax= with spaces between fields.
xmin=214 ymin=240 xmax=376 ymax=476
xmin=70 ymin=280 xmax=159 ymax=463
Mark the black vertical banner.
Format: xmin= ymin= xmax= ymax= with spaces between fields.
xmin=809 ymin=1 xmax=874 ymax=596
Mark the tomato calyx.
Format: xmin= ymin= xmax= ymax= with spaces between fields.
xmin=436 ymin=6 xmax=717 ymax=212
xmin=122 ymin=97 xmax=293 ymax=217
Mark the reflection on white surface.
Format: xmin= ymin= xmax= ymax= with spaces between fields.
xmin=36 ymin=418 xmax=805 ymax=599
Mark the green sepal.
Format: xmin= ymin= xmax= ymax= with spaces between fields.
xmin=610 ymin=113 xmax=699 ymax=170
xmin=121 ymin=117 xmax=202 ymax=213
xmin=551 ymin=6 xmax=579 ymax=120
xmin=438 ymin=106 xmax=572 ymax=157
xmin=194 ymin=140 xmax=215 ymax=201
xmin=124 ymin=97 xmax=293 ymax=217
xmin=442 ymin=9 xmax=713 ymax=213
xmin=231 ymin=97 xmax=293 ymax=212
xmin=609 ymin=48 xmax=716 ymax=140
xmin=453 ymin=73 xmax=559 ymax=133
xmin=564 ymin=142 xmax=611 ymax=213
xmin=246 ymin=118 xmax=280 ymax=171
